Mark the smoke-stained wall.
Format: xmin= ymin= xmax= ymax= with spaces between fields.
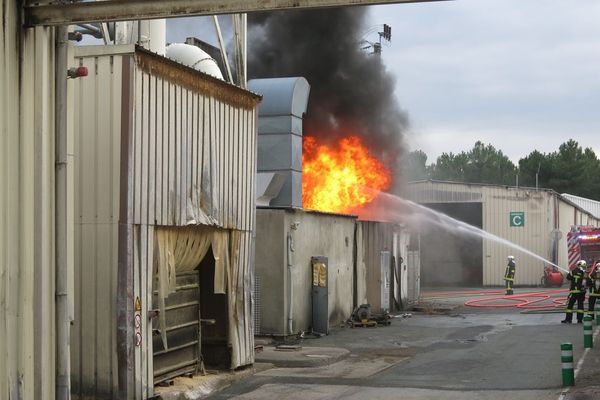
xmin=248 ymin=7 xmax=409 ymax=190
xmin=255 ymin=208 xmax=356 ymax=336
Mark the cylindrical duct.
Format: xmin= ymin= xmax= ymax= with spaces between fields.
xmin=166 ymin=43 xmax=224 ymax=80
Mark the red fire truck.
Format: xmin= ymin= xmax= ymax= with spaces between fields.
xmin=567 ymin=226 xmax=600 ymax=271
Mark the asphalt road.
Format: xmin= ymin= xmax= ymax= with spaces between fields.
xmin=208 ymin=288 xmax=600 ymax=400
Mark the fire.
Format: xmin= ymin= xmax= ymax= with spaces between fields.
xmin=302 ymin=135 xmax=391 ymax=214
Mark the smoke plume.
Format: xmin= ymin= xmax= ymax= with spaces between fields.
xmin=248 ymin=7 xmax=409 ymax=189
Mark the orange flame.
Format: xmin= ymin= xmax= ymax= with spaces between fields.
xmin=302 ymin=135 xmax=392 ymax=214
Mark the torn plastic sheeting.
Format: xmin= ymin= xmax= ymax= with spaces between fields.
xmin=154 ymin=225 xmax=229 ymax=349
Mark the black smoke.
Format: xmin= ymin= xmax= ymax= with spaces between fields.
xmin=248 ymin=7 xmax=410 ymax=189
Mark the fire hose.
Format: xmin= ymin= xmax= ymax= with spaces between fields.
xmin=423 ymin=289 xmax=569 ymax=311
xmin=463 ymin=289 xmax=568 ymax=310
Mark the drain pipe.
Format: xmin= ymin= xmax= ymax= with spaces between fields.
xmin=287 ymin=227 xmax=296 ymax=335
xmin=55 ymin=25 xmax=71 ymax=400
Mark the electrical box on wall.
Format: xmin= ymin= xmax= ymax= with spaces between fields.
xmin=311 ymin=256 xmax=329 ymax=335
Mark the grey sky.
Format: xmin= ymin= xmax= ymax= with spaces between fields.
xmin=165 ymin=0 xmax=600 ymax=163
xmin=371 ymin=0 xmax=600 ymax=162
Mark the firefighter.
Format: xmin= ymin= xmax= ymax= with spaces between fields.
xmin=562 ymin=260 xmax=587 ymax=324
xmin=587 ymin=260 xmax=600 ymax=316
xmin=504 ymin=256 xmax=516 ymax=295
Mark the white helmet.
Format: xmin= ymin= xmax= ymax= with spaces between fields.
xmin=508 ymin=255 xmax=515 ymax=260
xmin=576 ymin=260 xmax=587 ymax=268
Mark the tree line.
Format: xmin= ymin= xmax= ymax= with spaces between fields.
xmin=405 ymin=139 xmax=600 ymax=201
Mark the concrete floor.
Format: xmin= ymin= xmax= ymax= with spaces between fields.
xmin=206 ymin=288 xmax=600 ymax=400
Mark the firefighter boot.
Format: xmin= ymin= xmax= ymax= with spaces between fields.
xmin=561 ymin=319 xmax=572 ymax=324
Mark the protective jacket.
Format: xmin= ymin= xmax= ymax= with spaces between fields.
xmin=567 ymin=267 xmax=586 ymax=294
xmin=504 ymin=260 xmax=516 ymax=282
xmin=587 ymin=265 xmax=600 ymax=297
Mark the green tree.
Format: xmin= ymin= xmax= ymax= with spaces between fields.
xmin=429 ymin=141 xmax=517 ymax=185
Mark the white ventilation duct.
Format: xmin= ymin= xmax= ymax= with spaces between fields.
xmin=165 ymin=43 xmax=224 ymax=80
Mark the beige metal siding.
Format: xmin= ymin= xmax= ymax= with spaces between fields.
xmin=1 ymin=5 xmax=58 ymax=398
xmin=407 ymin=181 xmax=600 ymax=286
xmin=130 ymin=52 xmax=258 ymax=231
xmin=481 ymin=187 xmax=552 ymax=286
xmin=71 ymin=51 xmax=123 ymax=399
xmin=73 ymin=46 xmax=259 ymax=398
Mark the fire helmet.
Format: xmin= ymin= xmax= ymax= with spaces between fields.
xmin=507 ymin=256 xmax=515 ymax=260
xmin=576 ymin=260 xmax=587 ymax=268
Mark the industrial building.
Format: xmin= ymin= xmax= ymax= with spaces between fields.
xmin=404 ymin=180 xmax=600 ymax=287
xmin=250 ymin=77 xmax=420 ymax=337
xmin=1 ymin=1 xmax=441 ymax=399
xmin=71 ymin=45 xmax=260 ymax=398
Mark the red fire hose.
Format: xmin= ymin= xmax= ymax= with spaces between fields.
xmin=463 ymin=289 xmax=568 ymax=309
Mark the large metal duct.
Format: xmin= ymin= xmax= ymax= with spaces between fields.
xmin=248 ymin=77 xmax=310 ymax=208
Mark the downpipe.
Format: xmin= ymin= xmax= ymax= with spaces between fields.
xmin=287 ymin=231 xmax=294 ymax=335
xmin=55 ymin=25 xmax=71 ymax=400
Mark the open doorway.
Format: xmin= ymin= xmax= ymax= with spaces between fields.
xmin=152 ymin=246 xmax=229 ymax=384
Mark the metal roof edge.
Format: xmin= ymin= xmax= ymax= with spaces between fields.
xmin=406 ymin=180 xmax=600 ymax=221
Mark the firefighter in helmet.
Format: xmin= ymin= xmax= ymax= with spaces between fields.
xmin=562 ymin=260 xmax=587 ymax=324
xmin=586 ymin=260 xmax=600 ymax=316
xmin=504 ymin=256 xmax=516 ymax=295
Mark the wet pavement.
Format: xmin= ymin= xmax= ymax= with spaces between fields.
xmin=196 ymin=288 xmax=600 ymax=400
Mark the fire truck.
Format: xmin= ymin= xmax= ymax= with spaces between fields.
xmin=567 ymin=226 xmax=600 ymax=271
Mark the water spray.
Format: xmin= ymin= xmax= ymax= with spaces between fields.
xmin=358 ymin=190 xmax=571 ymax=274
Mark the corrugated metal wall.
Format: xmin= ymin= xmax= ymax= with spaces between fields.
xmin=1 ymin=3 xmax=59 ymax=398
xmin=72 ymin=49 xmax=123 ymax=399
xmin=562 ymin=193 xmax=600 ymax=220
xmin=72 ymin=47 xmax=259 ymax=399
xmin=129 ymin=51 xmax=257 ymax=231
xmin=406 ymin=181 xmax=600 ymax=286
xmin=480 ymin=187 xmax=552 ymax=286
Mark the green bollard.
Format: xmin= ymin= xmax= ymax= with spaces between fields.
xmin=595 ymin=301 xmax=600 ymax=325
xmin=584 ymin=315 xmax=593 ymax=348
xmin=561 ymin=342 xmax=575 ymax=386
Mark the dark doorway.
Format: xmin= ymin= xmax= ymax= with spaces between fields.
xmin=420 ymin=202 xmax=483 ymax=287
xmin=198 ymin=247 xmax=229 ymax=369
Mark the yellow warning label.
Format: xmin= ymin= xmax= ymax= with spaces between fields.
xmin=134 ymin=296 xmax=142 ymax=312
xmin=312 ymin=262 xmax=327 ymax=287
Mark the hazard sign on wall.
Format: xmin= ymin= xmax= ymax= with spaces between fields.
xmin=510 ymin=212 xmax=525 ymax=227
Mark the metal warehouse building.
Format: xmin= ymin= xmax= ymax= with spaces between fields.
xmin=405 ymin=180 xmax=600 ymax=287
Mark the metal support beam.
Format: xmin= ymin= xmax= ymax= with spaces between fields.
xmin=25 ymin=0 xmax=450 ymax=26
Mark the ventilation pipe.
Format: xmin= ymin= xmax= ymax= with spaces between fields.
xmin=139 ymin=19 xmax=166 ymax=55
xmin=165 ymin=43 xmax=224 ymax=80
